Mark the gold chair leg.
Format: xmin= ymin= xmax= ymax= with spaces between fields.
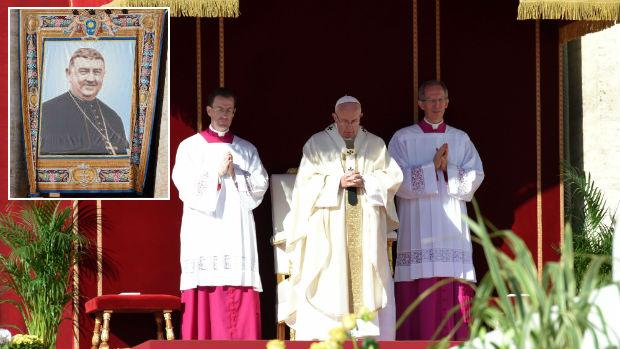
xmin=276 ymin=273 xmax=290 ymax=340
xmin=276 ymin=321 xmax=286 ymax=340
xmin=155 ymin=312 xmax=164 ymax=340
xmin=100 ymin=311 xmax=112 ymax=349
xmin=164 ymin=311 xmax=175 ymax=340
xmin=388 ymin=240 xmax=394 ymax=276
xmin=91 ymin=314 xmax=102 ymax=349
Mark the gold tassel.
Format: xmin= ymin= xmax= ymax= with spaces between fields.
xmin=104 ymin=0 xmax=239 ymax=18
xmin=517 ymin=0 xmax=620 ymax=21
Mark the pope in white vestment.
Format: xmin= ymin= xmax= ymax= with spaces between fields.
xmin=388 ymin=81 xmax=484 ymax=340
xmin=280 ymin=96 xmax=403 ymax=340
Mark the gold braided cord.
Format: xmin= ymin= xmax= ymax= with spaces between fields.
xmin=72 ymin=201 xmax=79 ymax=349
xmin=97 ymin=200 xmax=103 ymax=296
xmin=413 ymin=0 xmax=419 ymax=123
xmin=104 ymin=0 xmax=239 ymax=18
xmin=518 ymin=0 xmax=619 ymax=20
xmin=535 ymin=20 xmax=543 ymax=281
xmin=558 ymin=42 xmax=565 ymax=247
xmin=196 ymin=18 xmax=203 ymax=131
xmin=219 ymin=17 xmax=225 ymax=87
xmin=435 ymin=0 xmax=441 ymax=80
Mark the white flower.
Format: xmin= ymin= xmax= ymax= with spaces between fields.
xmin=0 ymin=329 xmax=11 ymax=345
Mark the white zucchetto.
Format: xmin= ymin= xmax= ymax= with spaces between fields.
xmin=335 ymin=95 xmax=360 ymax=109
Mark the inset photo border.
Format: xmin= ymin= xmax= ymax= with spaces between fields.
xmin=9 ymin=8 xmax=169 ymax=198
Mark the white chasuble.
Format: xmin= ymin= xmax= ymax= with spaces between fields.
xmin=388 ymin=124 xmax=484 ymax=283
xmin=172 ymin=133 xmax=268 ymax=291
xmin=280 ymin=124 xmax=403 ymax=339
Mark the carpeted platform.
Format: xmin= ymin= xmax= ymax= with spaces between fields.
xmin=133 ymin=340 xmax=462 ymax=349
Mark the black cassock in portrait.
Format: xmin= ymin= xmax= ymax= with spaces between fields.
xmin=39 ymin=91 xmax=129 ymax=155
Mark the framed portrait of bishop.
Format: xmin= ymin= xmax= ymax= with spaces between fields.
xmin=15 ymin=8 xmax=168 ymax=197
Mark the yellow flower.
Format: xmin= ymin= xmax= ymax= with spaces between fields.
xmin=357 ymin=306 xmax=377 ymax=322
xmin=323 ymin=339 xmax=342 ymax=349
xmin=328 ymin=326 xmax=347 ymax=343
xmin=265 ymin=339 xmax=286 ymax=349
xmin=11 ymin=334 xmax=43 ymax=346
xmin=341 ymin=314 xmax=357 ymax=330
xmin=309 ymin=342 xmax=326 ymax=349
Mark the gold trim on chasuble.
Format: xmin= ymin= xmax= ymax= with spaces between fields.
xmin=342 ymin=148 xmax=364 ymax=314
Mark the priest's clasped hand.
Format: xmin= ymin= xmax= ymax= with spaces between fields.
xmin=434 ymin=143 xmax=448 ymax=171
xmin=218 ymin=152 xmax=234 ymax=177
xmin=340 ymin=171 xmax=364 ymax=188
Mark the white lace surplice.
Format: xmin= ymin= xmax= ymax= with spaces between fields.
xmin=388 ymin=124 xmax=484 ymax=282
xmin=172 ymin=133 xmax=268 ymax=291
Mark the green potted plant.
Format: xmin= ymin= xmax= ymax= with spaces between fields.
xmin=395 ymin=198 xmax=618 ymax=348
xmin=455 ymin=202 xmax=618 ymax=349
xmin=563 ymin=164 xmax=616 ymax=288
xmin=0 ymin=202 xmax=96 ymax=349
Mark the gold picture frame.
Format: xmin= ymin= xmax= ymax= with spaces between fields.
xmin=17 ymin=8 xmax=168 ymax=196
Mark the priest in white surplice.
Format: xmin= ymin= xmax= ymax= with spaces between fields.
xmin=172 ymin=88 xmax=268 ymax=340
xmin=280 ymin=96 xmax=403 ymax=340
xmin=388 ymin=80 xmax=484 ymax=340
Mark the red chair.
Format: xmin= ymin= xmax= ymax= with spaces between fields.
xmin=85 ymin=294 xmax=181 ymax=349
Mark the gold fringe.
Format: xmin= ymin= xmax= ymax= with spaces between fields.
xmin=518 ymin=0 xmax=620 ymax=21
xmin=104 ymin=0 xmax=239 ymax=18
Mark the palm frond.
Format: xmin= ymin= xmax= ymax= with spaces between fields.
xmin=562 ymin=163 xmax=616 ymax=288
xmin=0 ymin=201 xmax=96 ymax=349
